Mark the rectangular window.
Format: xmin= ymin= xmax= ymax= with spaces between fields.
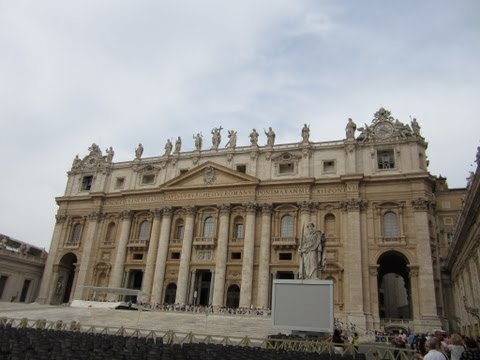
xmin=179 ymin=169 xmax=189 ymax=175
xmin=323 ymin=160 xmax=336 ymax=173
xmin=142 ymin=174 xmax=155 ymax=184
xmin=236 ymin=164 xmax=246 ymax=173
xmin=132 ymin=253 xmax=143 ymax=260
xmin=442 ymin=201 xmax=451 ymax=209
xmin=115 ymin=177 xmax=125 ymax=189
xmin=231 ymin=252 xmax=242 ymax=260
xmin=279 ymin=163 xmax=294 ymax=174
xmin=279 ymin=252 xmax=292 ymax=261
xmin=377 ymin=150 xmax=395 ymax=169
xmin=81 ymin=176 xmax=93 ymax=191
xmin=0 ymin=276 xmax=8 ymax=299
xmin=171 ymin=252 xmax=181 ymax=260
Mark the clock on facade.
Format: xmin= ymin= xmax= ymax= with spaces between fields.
xmin=374 ymin=122 xmax=394 ymax=138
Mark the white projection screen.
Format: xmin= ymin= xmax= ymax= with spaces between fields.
xmin=271 ymin=279 xmax=334 ymax=333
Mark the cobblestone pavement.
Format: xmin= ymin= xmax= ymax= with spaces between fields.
xmin=0 ymin=302 xmax=280 ymax=340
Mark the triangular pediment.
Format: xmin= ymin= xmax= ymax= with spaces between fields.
xmin=160 ymin=161 xmax=260 ymax=190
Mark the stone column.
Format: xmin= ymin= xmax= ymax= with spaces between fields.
xmin=369 ymin=265 xmax=380 ymax=327
xmin=189 ymin=270 xmax=197 ymax=304
xmin=209 ymin=271 xmax=215 ymax=305
xmin=37 ymin=215 xmax=67 ymax=304
xmin=109 ymin=211 xmax=133 ymax=292
xmin=411 ymin=198 xmax=439 ymax=321
xmin=239 ymin=203 xmax=257 ymax=308
xmin=299 ymin=201 xmax=311 ymax=228
xmin=141 ymin=209 xmax=162 ymax=302
xmin=151 ymin=207 xmax=173 ymax=304
xmin=408 ymin=265 xmax=421 ymax=321
xmin=257 ymin=204 xmax=272 ymax=309
xmin=341 ymin=198 xmax=366 ymax=327
xmin=212 ymin=204 xmax=231 ymax=307
xmin=176 ymin=206 xmax=196 ymax=304
xmin=73 ymin=212 xmax=102 ymax=300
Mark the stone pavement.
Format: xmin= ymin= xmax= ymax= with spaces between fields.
xmin=0 ymin=302 xmax=282 ymax=341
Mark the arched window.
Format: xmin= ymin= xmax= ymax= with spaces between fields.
xmin=203 ymin=216 xmax=215 ymax=238
xmin=70 ymin=223 xmax=82 ymax=243
xmin=174 ymin=219 xmax=184 ymax=240
xmin=280 ymin=215 xmax=294 ymax=238
xmin=383 ymin=212 xmax=399 ymax=238
xmin=324 ymin=214 xmax=336 ymax=238
xmin=105 ymin=222 xmax=116 ymax=243
xmin=233 ymin=216 xmax=244 ymax=240
xmin=138 ymin=220 xmax=151 ymax=241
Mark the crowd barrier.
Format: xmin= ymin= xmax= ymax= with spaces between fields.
xmin=0 ymin=317 xmax=417 ymax=360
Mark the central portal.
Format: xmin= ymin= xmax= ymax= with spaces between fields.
xmin=193 ymin=270 xmax=212 ymax=306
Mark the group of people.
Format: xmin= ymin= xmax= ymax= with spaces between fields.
xmin=388 ymin=330 xmax=480 ymax=360
xmin=136 ymin=302 xmax=271 ymax=317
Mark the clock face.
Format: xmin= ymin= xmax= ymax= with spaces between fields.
xmin=375 ymin=123 xmax=393 ymax=138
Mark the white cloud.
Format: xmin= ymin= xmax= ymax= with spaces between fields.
xmin=0 ymin=0 xmax=479 ymax=248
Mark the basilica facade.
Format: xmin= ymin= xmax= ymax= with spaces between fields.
xmin=37 ymin=108 xmax=463 ymax=334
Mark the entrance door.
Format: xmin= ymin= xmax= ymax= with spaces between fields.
xmin=193 ymin=270 xmax=212 ymax=306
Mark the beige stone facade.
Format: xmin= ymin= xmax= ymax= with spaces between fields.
xmin=445 ymin=150 xmax=480 ymax=337
xmin=37 ymin=108 xmax=465 ymax=334
xmin=0 ymin=234 xmax=47 ymax=303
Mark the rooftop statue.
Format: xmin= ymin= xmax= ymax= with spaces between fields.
xmin=164 ymin=139 xmax=173 ymax=156
xmin=174 ymin=136 xmax=182 ymax=154
xmin=135 ymin=143 xmax=144 ymax=159
xmin=264 ymin=127 xmax=275 ymax=146
xmin=193 ymin=133 xmax=203 ymax=151
xmin=225 ymin=130 xmax=237 ymax=149
xmin=249 ymin=128 xmax=259 ymax=146
xmin=106 ymin=147 xmax=114 ymax=162
xmin=211 ymin=126 xmax=223 ymax=150
xmin=301 ymin=124 xmax=310 ymax=143
xmin=345 ymin=118 xmax=356 ymax=140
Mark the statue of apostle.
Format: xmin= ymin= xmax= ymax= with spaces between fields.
xmin=298 ymin=223 xmax=326 ymax=279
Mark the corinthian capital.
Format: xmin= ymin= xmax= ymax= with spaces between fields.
xmin=411 ymin=197 xmax=430 ymax=211
xmin=119 ymin=210 xmax=133 ymax=220
xmin=340 ymin=198 xmax=367 ymax=211
xmin=219 ymin=204 xmax=231 ymax=214
xmin=244 ymin=202 xmax=257 ymax=213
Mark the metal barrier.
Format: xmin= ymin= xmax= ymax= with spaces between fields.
xmin=0 ymin=316 xmax=418 ymax=359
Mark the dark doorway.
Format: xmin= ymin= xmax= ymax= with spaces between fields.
xmin=377 ymin=251 xmax=411 ymax=319
xmin=193 ymin=270 xmax=212 ymax=306
xmin=164 ymin=283 xmax=177 ymax=304
xmin=20 ymin=280 xmax=31 ymax=302
xmin=226 ymin=284 xmax=240 ymax=308
xmin=57 ymin=253 xmax=77 ymax=304
xmin=126 ymin=270 xmax=143 ymax=303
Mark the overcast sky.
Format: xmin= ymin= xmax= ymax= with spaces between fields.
xmin=1 ymin=1 xmax=479 ymax=250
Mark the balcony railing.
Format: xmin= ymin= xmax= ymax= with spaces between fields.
xmin=127 ymin=239 xmax=149 ymax=248
xmin=272 ymin=237 xmax=298 ymax=249
xmin=193 ymin=237 xmax=217 ymax=248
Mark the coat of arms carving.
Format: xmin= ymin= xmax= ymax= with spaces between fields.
xmin=203 ymin=166 xmax=216 ymax=184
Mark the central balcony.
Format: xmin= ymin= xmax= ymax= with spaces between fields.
xmin=272 ymin=237 xmax=298 ymax=250
xmin=193 ymin=237 xmax=217 ymax=249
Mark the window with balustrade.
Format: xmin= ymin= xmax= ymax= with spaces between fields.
xmin=203 ymin=216 xmax=215 ymax=238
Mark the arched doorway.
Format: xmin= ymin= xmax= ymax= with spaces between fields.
xmin=377 ymin=251 xmax=411 ymax=320
xmin=164 ymin=283 xmax=177 ymax=304
xmin=226 ymin=284 xmax=240 ymax=309
xmin=55 ymin=253 xmax=77 ymax=305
